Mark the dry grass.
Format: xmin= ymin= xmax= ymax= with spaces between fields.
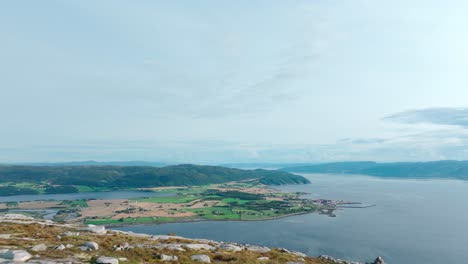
xmin=0 ymin=222 xmax=332 ymax=264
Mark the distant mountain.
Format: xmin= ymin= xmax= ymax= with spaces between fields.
xmin=14 ymin=160 xmax=168 ymax=167
xmin=0 ymin=164 xmax=310 ymax=196
xmin=280 ymin=160 xmax=468 ymax=180
xmin=219 ymin=163 xmax=318 ymax=169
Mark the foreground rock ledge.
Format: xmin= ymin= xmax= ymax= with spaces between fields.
xmin=0 ymin=213 xmax=382 ymax=264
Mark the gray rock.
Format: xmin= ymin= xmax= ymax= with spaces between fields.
xmin=257 ymin=257 xmax=269 ymax=261
xmin=219 ymin=244 xmax=242 ymax=252
xmin=291 ymin=251 xmax=307 ymax=258
xmin=113 ymin=242 xmax=131 ymax=251
xmin=31 ymin=244 xmax=48 ymax=252
xmin=0 ymin=214 xmax=33 ymax=220
xmin=182 ymin=244 xmax=214 ymax=251
xmin=191 ymin=254 xmax=211 ymax=263
xmin=61 ymin=231 xmax=80 ymax=237
xmin=245 ymin=245 xmax=271 ymax=253
xmin=154 ymin=244 xmax=185 ymax=251
xmin=66 ymin=244 xmax=74 ymax=248
xmin=86 ymin=224 xmax=106 ymax=234
xmin=0 ymin=249 xmax=32 ymax=262
xmin=96 ymin=256 xmax=119 ymax=264
xmin=54 ymin=244 xmax=66 ymax=250
xmin=372 ymin=256 xmax=385 ymax=264
xmin=0 ymin=234 xmax=11 ymax=239
xmin=118 ymin=257 xmax=128 ymax=262
xmin=158 ymin=254 xmax=178 ymax=261
xmin=83 ymin=241 xmax=99 ymax=250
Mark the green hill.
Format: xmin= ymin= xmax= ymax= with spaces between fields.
xmin=0 ymin=164 xmax=309 ymax=196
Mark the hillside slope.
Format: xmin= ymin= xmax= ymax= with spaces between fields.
xmin=0 ymin=164 xmax=310 ymax=196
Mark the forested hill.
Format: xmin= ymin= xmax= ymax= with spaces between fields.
xmin=280 ymin=160 xmax=468 ymax=180
xmin=0 ymin=164 xmax=310 ymax=196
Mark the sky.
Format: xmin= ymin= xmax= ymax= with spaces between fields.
xmin=1 ymin=0 xmax=468 ymax=163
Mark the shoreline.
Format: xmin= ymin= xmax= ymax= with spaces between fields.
xmin=102 ymin=210 xmax=324 ymax=228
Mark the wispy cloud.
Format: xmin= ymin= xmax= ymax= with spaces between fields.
xmin=383 ymin=107 xmax=468 ymax=127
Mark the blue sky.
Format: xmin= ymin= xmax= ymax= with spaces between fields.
xmin=1 ymin=0 xmax=468 ymax=163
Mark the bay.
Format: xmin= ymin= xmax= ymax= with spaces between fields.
xmin=115 ymin=174 xmax=468 ymax=264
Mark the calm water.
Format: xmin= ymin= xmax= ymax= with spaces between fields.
xmin=115 ymin=174 xmax=468 ymax=264
xmin=0 ymin=190 xmax=172 ymax=202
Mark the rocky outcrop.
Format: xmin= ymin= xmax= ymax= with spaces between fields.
xmin=0 ymin=213 xmax=378 ymax=264
xmin=96 ymin=256 xmax=119 ymax=264
xmin=157 ymin=254 xmax=179 ymax=261
xmin=54 ymin=244 xmax=66 ymax=250
xmin=371 ymin=256 xmax=385 ymax=264
xmin=245 ymin=245 xmax=271 ymax=253
xmin=218 ymin=243 xmax=242 ymax=252
xmin=0 ymin=249 xmax=32 ymax=262
xmin=31 ymin=244 xmax=47 ymax=252
xmin=81 ymin=241 xmax=99 ymax=250
xmin=191 ymin=254 xmax=211 ymax=263
xmin=85 ymin=224 xmax=106 ymax=234
xmin=319 ymin=255 xmax=363 ymax=264
xmin=182 ymin=244 xmax=215 ymax=251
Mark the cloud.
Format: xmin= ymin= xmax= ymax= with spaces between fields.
xmin=383 ymin=107 xmax=468 ymax=127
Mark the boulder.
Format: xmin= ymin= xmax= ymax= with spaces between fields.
xmin=31 ymin=244 xmax=48 ymax=252
xmin=0 ymin=249 xmax=32 ymax=262
xmin=96 ymin=256 xmax=119 ymax=264
xmin=191 ymin=254 xmax=211 ymax=263
xmin=291 ymin=251 xmax=307 ymax=258
xmin=55 ymin=244 xmax=66 ymax=250
xmin=0 ymin=234 xmax=11 ymax=239
xmin=257 ymin=257 xmax=269 ymax=261
xmin=219 ymin=244 xmax=242 ymax=252
xmin=154 ymin=244 xmax=185 ymax=251
xmin=62 ymin=231 xmax=80 ymax=237
xmin=86 ymin=225 xmax=106 ymax=234
xmin=113 ymin=242 xmax=132 ymax=251
xmin=182 ymin=244 xmax=214 ymax=251
xmin=372 ymin=256 xmax=385 ymax=264
xmin=66 ymin=244 xmax=74 ymax=248
xmin=82 ymin=241 xmax=99 ymax=250
xmin=157 ymin=254 xmax=178 ymax=261
xmin=245 ymin=245 xmax=270 ymax=253
xmin=0 ymin=214 xmax=33 ymax=220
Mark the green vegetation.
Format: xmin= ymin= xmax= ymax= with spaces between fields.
xmin=0 ymin=164 xmax=309 ymax=196
xmin=188 ymin=206 xmax=241 ymax=220
xmin=6 ymin=202 xmax=18 ymax=207
xmin=59 ymin=200 xmax=88 ymax=208
xmin=84 ymin=216 xmax=179 ymax=225
xmin=75 ymin=185 xmax=112 ymax=192
xmin=134 ymin=195 xmax=199 ymax=204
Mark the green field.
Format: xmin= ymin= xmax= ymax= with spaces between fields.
xmin=75 ymin=185 xmax=112 ymax=192
xmin=133 ymin=195 xmax=200 ymax=204
xmin=59 ymin=200 xmax=88 ymax=208
xmin=187 ymin=206 xmax=242 ymax=220
xmin=85 ymin=216 xmax=179 ymax=225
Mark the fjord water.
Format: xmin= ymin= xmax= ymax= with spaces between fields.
xmin=116 ymin=174 xmax=468 ymax=264
xmin=0 ymin=190 xmax=172 ymax=203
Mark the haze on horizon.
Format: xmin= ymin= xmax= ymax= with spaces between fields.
xmin=1 ymin=0 xmax=468 ymax=164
